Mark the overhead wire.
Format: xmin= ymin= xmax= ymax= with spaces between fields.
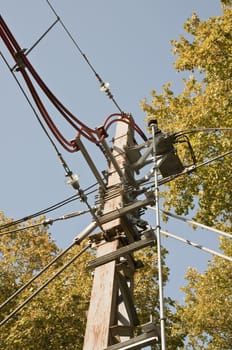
xmin=0 ymin=210 xmax=90 ymax=237
xmin=161 ymin=229 xmax=232 ymax=263
xmin=0 ymin=183 xmax=98 ymax=231
xmin=1 ymin=221 xmax=97 ymax=315
xmin=173 ymin=127 xmax=232 ymax=137
xmin=45 ymin=0 xmax=123 ymax=113
xmin=0 ymin=16 xmax=76 ymax=152
xmin=0 ymin=13 xmax=147 ymax=154
xmin=0 ymin=243 xmax=91 ymax=327
xmin=157 ymin=148 xmax=232 ymax=186
xmin=0 ymin=47 xmax=77 ymax=178
xmin=0 ymin=241 xmax=76 ymax=310
xmin=148 ymin=206 xmax=232 ymax=240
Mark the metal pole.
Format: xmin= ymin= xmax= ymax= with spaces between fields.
xmin=149 ymin=119 xmax=166 ymax=350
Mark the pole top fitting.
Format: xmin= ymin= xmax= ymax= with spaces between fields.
xmin=147 ymin=119 xmax=158 ymax=128
xmin=147 ymin=119 xmax=161 ymax=134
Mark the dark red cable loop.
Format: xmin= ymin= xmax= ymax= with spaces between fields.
xmin=103 ymin=113 xmax=147 ymax=141
xmin=102 ymin=113 xmax=124 ymax=127
xmin=0 ymin=16 xmax=21 ymax=52
xmin=0 ymin=16 xmax=98 ymax=138
xmin=0 ymin=15 xmax=147 ymax=152
xmin=21 ymin=70 xmax=77 ymax=152
xmin=24 ymin=57 xmax=97 ymax=137
xmin=104 ymin=118 xmax=131 ymax=133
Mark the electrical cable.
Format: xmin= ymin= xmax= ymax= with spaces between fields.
xmin=102 ymin=113 xmax=147 ymax=141
xmin=0 ymin=241 xmax=76 ymax=311
xmin=173 ymin=127 xmax=232 ymax=137
xmin=174 ymin=134 xmax=197 ymax=165
xmin=0 ymin=50 xmax=66 ymax=155
xmin=0 ymin=243 xmax=91 ymax=327
xmin=0 ymin=15 xmax=147 ymax=153
xmin=147 ymin=207 xmax=232 ymax=240
xmin=0 ymin=210 xmax=90 ymax=237
xmin=161 ymin=229 xmax=232 ymax=263
xmin=157 ymin=148 xmax=232 ymax=186
xmin=0 ymin=48 xmax=78 ymax=187
xmin=11 ymin=17 xmax=59 ymax=71
xmin=46 ymin=0 xmax=123 ymax=113
xmin=0 ymin=183 xmax=98 ymax=231
xmin=0 ymin=15 xmax=101 ymax=149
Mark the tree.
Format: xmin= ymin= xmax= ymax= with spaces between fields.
xmin=141 ymin=1 xmax=232 ymax=348
xmin=178 ymin=244 xmax=232 ymax=349
xmin=0 ymin=211 xmax=93 ymax=350
xmin=0 ymin=210 xmax=185 ymax=349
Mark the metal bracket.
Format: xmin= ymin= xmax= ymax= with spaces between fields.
xmin=104 ymin=329 xmax=159 ymax=350
xmin=87 ymin=233 xmax=156 ymax=269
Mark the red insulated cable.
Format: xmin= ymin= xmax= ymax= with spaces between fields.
xmin=21 ymin=69 xmax=77 ymax=152
xmin=23 ymin=57 xmax=97 ymax=137
xmin=102 ymin=113 xmax=123 ymax=127
xmin=0 ymin=15 xmax=147 ymax=150
xmin=0 ymin=16 xmax=21 ymax=52
xmin=103 ymin=113 xmax=147 ymax=141
xmin=0 ymin=15 xmax=101 ymax=144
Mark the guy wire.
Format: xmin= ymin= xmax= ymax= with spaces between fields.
xmin=0 ymin=50 xmax=74 ymax=177
xmin=0 ymin=183 xmax=98 ymax=230
xmin=0 ymin=243 xmax=91 ymax=327
xmin=0 ymin=241 xmax=77 ymax=311
xmin=46 ymin=0 xmax=123 ymax=112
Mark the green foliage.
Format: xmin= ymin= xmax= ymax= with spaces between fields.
xmin=141 ymin=3 xmax=232 ymax=226
xmin=178 ymin=239 xmax=232 ymax=349
xmin=0 ymin=212 xmax=185 ymax=349
xmin=141 ymin=1 xmax=232 ymax=348
xmin=1 ymin=2 xmax=231 ymax=349
xmin=0 ymin=212 xmax=93 ymax=350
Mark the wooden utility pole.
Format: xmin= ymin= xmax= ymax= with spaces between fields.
xmin=83 ymin=121 xmax=133 ymax=349
xmin=83 ymin=121 xmax=159 ymax=350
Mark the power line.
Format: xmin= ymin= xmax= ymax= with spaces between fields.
xmin=161 ymin=230 xmax=232 ymax=263
xmin=0 ymin=241 xmax=76 ymax=310
xmin=1 ymin=221 xmax=97 ymax=314
xmin=46 ymin=0 xmax=123 ymax=113
xmin=148 ymin=207 xmax=232 ymax=240
xmin=157 ymin=148 xmax=232 ymax=186
xmin=1 ymin=14 xmax=148 ymax=155
xmin=0 ymin=195 xmax=78 ymax=230
xmin=174 ymin=127 xmax=232 ymax=137
xmin=0 ymin=48 xmax=76 ymax=177
xmin=0 ymin=210 xmax=90 ymax=237
xmin=0 ymin=183 xmax=98 ymax=231
xmin=0 ymin=243 xmax=91 ymax=327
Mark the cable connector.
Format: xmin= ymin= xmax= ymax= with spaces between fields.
xmin=13 ymin=48 xmax=27 ymax=72
xmin=66 ymin=173 xmax=80 ymax=190
xmin=96 ymin=125 xmax=108 ymax=139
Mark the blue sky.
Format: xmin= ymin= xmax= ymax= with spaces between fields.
xmin=1 ymin=0 xmax=223 ymax=321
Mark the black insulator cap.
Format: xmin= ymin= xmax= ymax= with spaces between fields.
xmin=147 ymin=119 xmax=158 ymax=127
